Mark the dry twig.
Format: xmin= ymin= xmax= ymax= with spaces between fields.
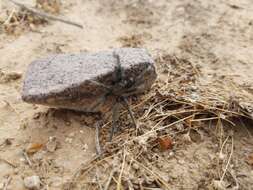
xmin=3 ymin=176 xmax=12 ymax=190
xmin=95 ymin=167 xmax=103 ymax=190
xmin=220 ymin=136 xmax=234 ymax=182
xmin=104 ymin=168 xmax=116 ymax=190
xmin=0 ymin=157 xmax=17 ymax=168
xmin=22 ymin=150 xmax=33 ymax=167
xmin=8 ymin=0 xmax=83 ymax=28
xmin=117 ymin=149 xmax=126 ymax=190
xmin=95 ymin=122 xmax=103 ymax=156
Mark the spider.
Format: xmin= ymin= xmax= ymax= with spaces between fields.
xmin=88 ymin=52 xmax=156 ymax=141
xmin=21 ymin=48 xmax=156 ymax=146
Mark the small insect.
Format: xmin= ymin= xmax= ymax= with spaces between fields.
xmin=22 ymin=48 xmax=157 ymax=141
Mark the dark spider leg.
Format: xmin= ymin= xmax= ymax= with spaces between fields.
xmin=109 ymin=101 xmax=120 ymax=141
xmin=89 ymin=92 xmax=109 ymax=112
xmin=113 ymin=52 xmax=124 ymax=82
xmin=120 ymin=96 xmax=137 ymax=129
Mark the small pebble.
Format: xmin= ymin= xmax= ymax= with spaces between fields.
xmin=33 ymin=150 xmax=46 ymax=160
xmin=169 ymin=151 xmax=175 ymax=157
xmin=82 ymin=144 xmax=88 ymax=151
xmin=132 ymin=163 xmax=139 ymax=170
xmin=14 ymin=168 xmax=19 ymax=175
xmin=212 ymin=180 xmax=226 ymax=190
xmin=68 ymin=132 xmax=75 ymax=138
xmin=65 ymin=121 xmax=71 ymax=126
xmin=65 ymin=137 xmax=73 ymax=144
xmin=20 ymin=158 xmax=26 ymax=163
xmin=178 ymin=159 xmax=185 ymax=164
xmin=218 ymin=152 xmax=225 ymax=161
xmin=49 ymin=176 xmax=63 ymax=188
xmin=24 ymin=176 xmax=41 ymax=190
xmin=156 ymin=161 xmax=163 ymax=169
xmin=46 ymin=137 xmax=57 ymax=152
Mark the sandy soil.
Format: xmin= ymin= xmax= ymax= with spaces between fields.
xmin=0 ymin=0 xmax=253 ymax=189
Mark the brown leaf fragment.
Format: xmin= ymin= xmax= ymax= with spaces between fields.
xmin=246 ymin=153 xmax=253 ymax=166
xmin=157 ymin=137 xmax=173 ymax=151
xmin=26 ymin=143 xmax=44 ymax=154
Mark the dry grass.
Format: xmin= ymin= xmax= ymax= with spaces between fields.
xmin=36 ymin=0 xmax=61 ymax=14
xmin=1 ymin=0 xmax=252 ymax=188
xmin=63 ymin=53 xmax=253 ymax=189
xmin=1 ymin=7 xmax=47 ymax=35
xmin=1 ymin=1 xmax=60 ymax=35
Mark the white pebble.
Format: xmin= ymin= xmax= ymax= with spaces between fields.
xmin=65 ymin=137 xmax=73 ymax=144
xmin=132 ymin=163 xmax=139 ymax=170
xmin=169 ymin=151 xmax=175 ymax=157
xmin=24 ymin=176 xmax=41 ymax=190
xmin=82 ymin=144 xmax=88 ymax=151
xmin=68 ymin=132 xmax=75 ymax=137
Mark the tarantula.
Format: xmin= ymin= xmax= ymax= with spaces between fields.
xmin=89 ymin=52 xmax=155 ymax=140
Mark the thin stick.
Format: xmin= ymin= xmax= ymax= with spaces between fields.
xmin=22 ymin=150 xmax=33 ymax=167
xmin=127 ymin=179 xmax=134 ymax=190
xmin=219 ymin=136 xmax=229 ymax=159
xmin=228 ymin=169 xmax=239 ymax=189
xmin=191 ymin=117 xmax=220 ymax=122
xmin=190 ymin=116 xmax=236 ymax=126
xmin=110 ymin=102 xmax=120 ymax=141
xmin=0 ymin=157 xmax=17 ymax=168
xmin=220 ymin=136 xmax=234 ymax=182
xmin=132 ymin=159 xmax=170 ymax=189
xmin=8 ymin=0 xmax=83 ymax=28
xmin=104 ymin=168 xmax=116 ymax=190
xmin=117 ymin=149 xmax=126 ymax=190
xmin=3 ymin=176 xmax=12 ymax=190
xmin=95 ymin=168 xmax=103 ymax=190
xmin=72 ymin=154 xmax=114 ymax=182
xmin=95 ymin=122 xmax=103 ymax=156
xmin=3 ymin=9 xmax=15 ymax=25
xmin=140 ymin=114 xmax=194 ymax=138
xmin=121 ymin=97 xmax=137 ymax=128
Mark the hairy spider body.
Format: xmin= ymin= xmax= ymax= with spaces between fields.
xmin=22 ymin=48 xmax=157 ymax=140
xmin=89 ymin=52 xmax=155 ymax=140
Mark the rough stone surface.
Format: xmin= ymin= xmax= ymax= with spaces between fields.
xmin=22 ymin=48 xmax=157 ymax=112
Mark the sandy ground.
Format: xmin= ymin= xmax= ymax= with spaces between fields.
xmin=0 ymin=0 xmax=253 ymax=189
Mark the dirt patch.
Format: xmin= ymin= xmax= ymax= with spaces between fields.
xmin=0 ymin=0 xmax=253 ymax=189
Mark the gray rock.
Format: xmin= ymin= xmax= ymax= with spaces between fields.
xmin=22 ymin=48 xmax=157 ymax=112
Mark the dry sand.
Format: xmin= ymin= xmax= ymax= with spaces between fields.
xmin=0 ymin=0 xmax=253 ymax=189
